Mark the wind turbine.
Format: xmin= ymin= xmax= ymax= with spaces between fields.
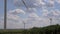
xmin=4 ymin=0 xmax=7 ymax=29
xmin=47 ymin=12 xmax=54 ymax=25
xmin=49 ymin=17 xmax=52 ymax=25
xmin=23 ymin=21 xmax=26 ymax=29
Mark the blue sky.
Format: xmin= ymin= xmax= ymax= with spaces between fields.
xmin=0 ymin=0 xmax=4 ymax=16
xmin=0 ymin=0 xmax=60 ymax=29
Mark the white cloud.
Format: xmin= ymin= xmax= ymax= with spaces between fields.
xmin=49 ymin=0 xmax=54 ymax=4
xmin=7 ymin=20 xmax=23 ymax=29
xmin=51 ymin=10 xmax=60 ymax=16
xmin=45 ymin=0 xmax=55 ymax=8
xmin=46 ymin=9 xmax=60 ymax=17
xmin=7 ymin=10 xmax=51 ymax=29
xmin=5 ymin=8 xmax=60 ymax=29
xmin=0 ymin=16 xmax=4 ymax=29
xmin=35 ymin=0 xmax=46 ymax=6
xmin=42 ymin=9 xmax=50 ymax=16
xmin=24 ymin=17 xmax=50 ymax=27
xmin=7 ymin=8 xmax=38 ymax=29
xmin=0 ymin=20 xmax=4 ymax=29
xmin=7 ymin=14 xmax=20 ymax=21
xmin=14 ymin=0 xmax=55 ymax=8
xmin=28 ymin=13 xmax=39 ymax=18
xmin=56 ymin=0 xmax=60 ymax=3
xmin=0 ymin=9 xmax=60 ymax=29
xmin=7 ymin=9 xmax=25 ymax=21
xmin=6 ymin=9 xmax=24 ymax=29
xmin=14 ymin=0 xmax=46 ymax=8
xmin=42 ymin=9 xmax=60 ymax=17
xmin=26 ymin=8 xmax=37 ymax=13
xmin=14 ymin=0 xmax=25 ymax=7
xmin=9 ymin=9 xmax=25 ymax=15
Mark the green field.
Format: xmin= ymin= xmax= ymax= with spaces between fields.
xmin=0 ymin=24 xmax=60 ymax=34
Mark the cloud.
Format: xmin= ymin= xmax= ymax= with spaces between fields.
xmin=14 ymin=0 xmax=46 ymax=8
xmin=2 ymin=8 xmax=60 ymax=29
xmin=24 ymin=13 xmax=50 ymax=27
xmin=7 ymin=9 xmax=26 ymax=21
xmin=24 ymin=17 xmax=50 ymax=27
xmin=9 ymin=9 xmax=25 ymax=15
xmin=0 ymin=9 xmax=60 ymax=29
xmin=51 ymin=9 xmax=60 ymax=16
xmin=7 ymin=9 xmax=24 ymax=29
xmin=7 ymin=10 xmax=51 ymax=29
xmin=28 ymin=13 xmax=39 ymax=18
xmin=48 ymin=0 xmax=54 ymax=4
xmin=0 ymin=16 xmax=4 ymax=29
xmin=42 ymin=9 xmax=60 ymax=17
xmin=56 ymin=0 xmax=60 ymax=3
xmin=14 ymin=0 xmax=55 ymax=8
xmin=7 ymin=8 xmax=39 ymax=29
xmin=0 ymin=19 xmax=4 ymax=29
xmin=52 ymin=18 xmax=60 ymax=25
xmin=45 ymin=0 xmax=55 ymax=8
xmin=42 ymin=9 xmax=50 ymax=16
xmin=7 ymin=14 xmax=20 ymax=21
xmin=9 ymin=8 xmax=37 ymax=14
xmin=26 ymin=8 xmax=37 ymax=13
xmin=14 ymin=0 xmax=25 ymax=7
xmin=7 ymin=20 xmax=23 ymax=29
xmin=47 ymin=9 xmax=60 ymax=17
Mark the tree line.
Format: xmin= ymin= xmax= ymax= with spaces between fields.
xmin=0 ymin=24 xmax=60 ymax=34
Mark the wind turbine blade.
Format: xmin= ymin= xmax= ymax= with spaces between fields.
xmin=21 ymin=0 xmax=28 ymax=9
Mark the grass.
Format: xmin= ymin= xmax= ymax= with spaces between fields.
xmin=0 ymin=29 xmax=24 ymax=34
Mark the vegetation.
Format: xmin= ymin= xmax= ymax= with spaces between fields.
xmin=0 ymin=24 xmax=60 ymax=34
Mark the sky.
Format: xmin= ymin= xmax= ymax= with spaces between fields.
xmin=0 ymin=0 xmax=60 ymax=29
